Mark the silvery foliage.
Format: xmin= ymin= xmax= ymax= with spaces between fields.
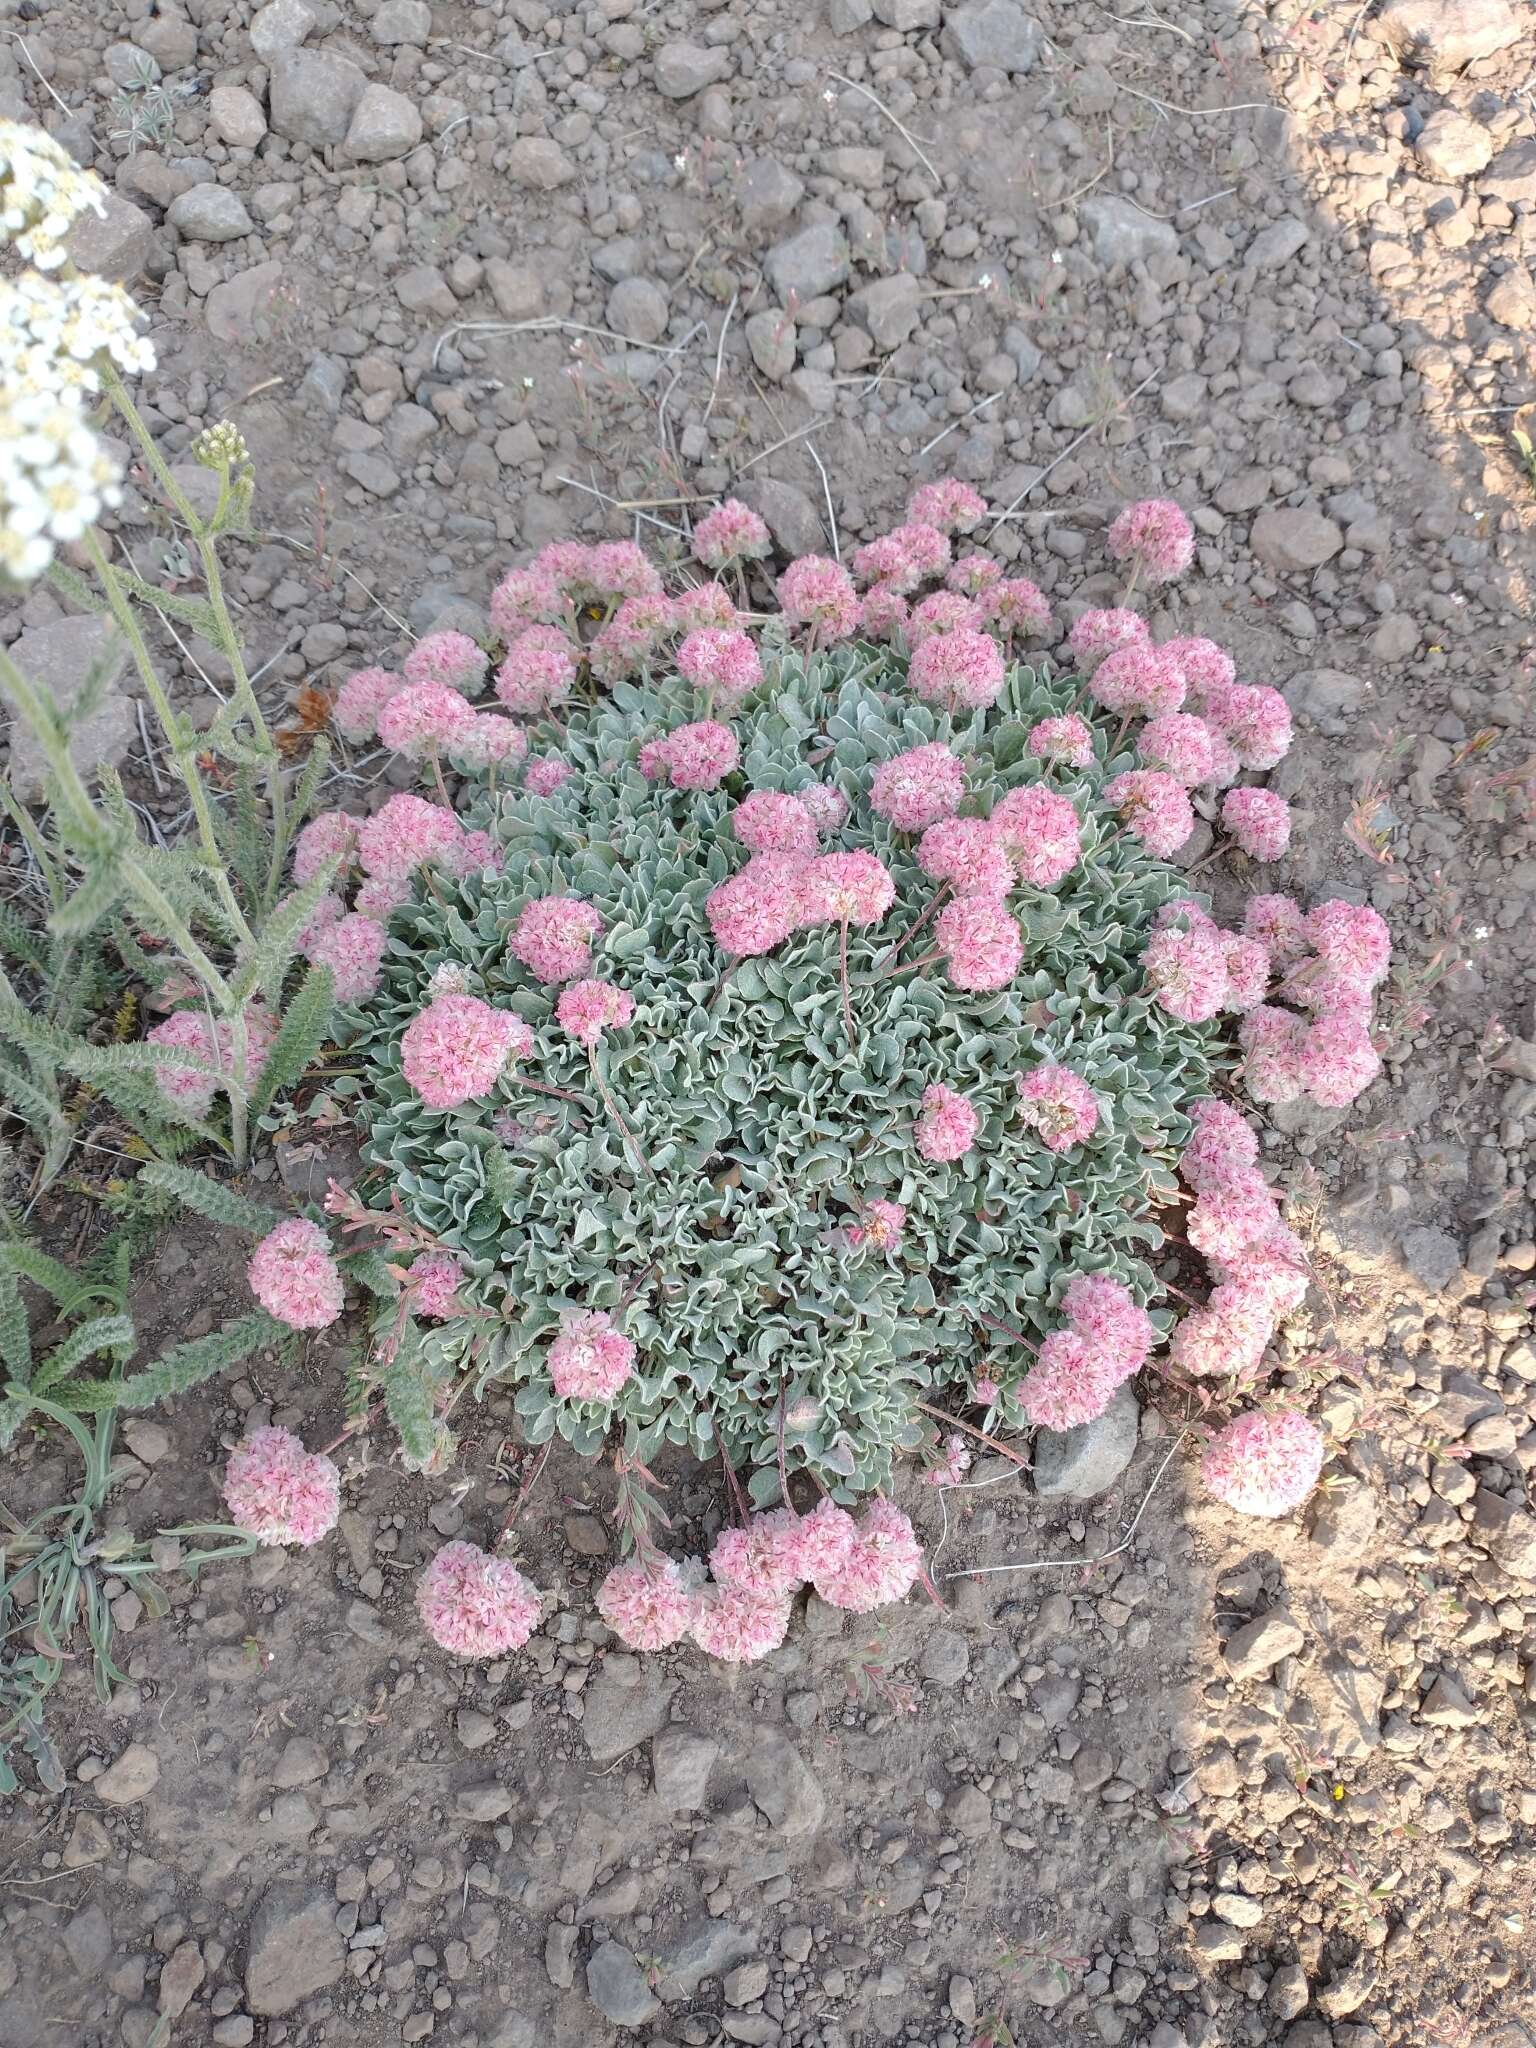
xmin=346 ymin=645 xmax=1221 ymax=1501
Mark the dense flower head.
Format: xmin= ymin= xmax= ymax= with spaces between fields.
xmin=377 ymin=680 xmax=477 ymax=759
xmin=1239 ymin=1004 xmax=1309 ymax=1104
xmin=1303 ymin=900 xmax=1391 ymax=990
xmin=1168 ymin=1284 xmax=1274 ymax=1379
xmin=937 ymin=894 xmax=1022 ymax=990
xmin=1068 ymin=608 xmax=1149 ymax=665
xmin=1 ymin=120 xmax=109 ymax=269
xmin=1186 ymin=1163 xmax=1281 ymax=1264
xmin=693 ymin=497 xmax=771 ymax=570
xmin=1205 ymin=681 xmax=1292 ymax=771
xmin=785 ymin=1499 xmax=857 ymax=1582
xmin=247 ymin=1217 xmax=345 ymax=1330
xmin=676 ymin=627 xmax=762 ymax=711
xmin=531 ymin=540 xmax=597 ymax=588
xmin=1108 ymin=497 xmax=1195 ymax=585
xmin=1161 ymin=636 xmax=1235 ymax=702
xmin=1140 ymin=712 xmax=1217 ymax=787
xmin=947 ymin=553 xmax=1002 ymax=596
xmin=990 ymin=786 xmax=1081 ymax=888
xmin=1245 ymin=893 xmax=1310 ymax=963
xmin=917 ymin=816 xmax=1014 ymax=898
xmin=1222 ymin=785 xmax=1291 ymax=861
xmin=907 ymin=590 xmax=983 ymax=646
xmin=223 ymin=1425 xmax=341 ymax=1547
xmin=870 ymin=743 xmax=966 ymax=832
xmin=804 ymin=849 xmax=895 ymax=925
xmin=1105 ymin=770 xmax=1195 ymax=858
xmin=796 ymin=781 xmax=850 ymax=832
xmin=588 ymin=539 xmax=664 ymax=602
xmin=354 ymin=872 xmax=412 ymax=919
xmin=403 ymin=630 xmax=487 ymax=695
xmin=509 ymin=895 xmax=603 ymax=983
xmin=1017 ymin=1062 xmax=1100 ymax=1152
xmin=906 ymin=478 xmax=987 ymax=533
xmin=445 ymin=829 xmax=503 ymax=881
xmin=1091 ymin=645 xmax=1187 ymax=719
xmin=409 ymin=1249 xmax=466 ymax=1318
xmin=524 ymin=753 xmax=573 ymax=796
xmin=665 ymin=719 xmax=740 ymax=792
xmin=809 ymin=1499 xmax=923 ymax=1611
xmin=1299 ymin=1012 xmax=1381 ymax=1108
xmin=853 ymin=531 xmax=923 ymax=592
xmin=333 ymin=666 xmax=403 ymax=744
xmin=1201 ymin=1408 xmax=1324 ymax=1517
xmin=1226 ymin=1223 xmax=1310 ymax=1317
xmin=690 ymin=1581 xmax=794 ymax=1662
xmin=401 ymin=993 xmax=532 ymax=1108
xmin=733 ymin=790 xmax=819 ymax=856
xmin=855 ymin=1197 xmax=906 ymax=1252
xmin=859 ymin=584 xmax=912 ymax=641
xmin=288 ymin=889 xmax=344 ymax=950
xmin=886 ymin=521 xmax=951 ymax=580
xmin=417 ymin=1541 xmax=542 ymax=1657
xmin=148 ymin=1004 xmax=275 ymax=1118
xmin=304 ymin=911 xmax=387 ymax=1003
xmin=1063 ymin=1274 xmax=1152 ymax=1375
xmin=1020 ymin=1329 xmax=1118 ymax=1430
xmin=356 ymin=793 xmax=464 ymax=882
xmin=1220 ymin=933 xmax=1271 ymax=1013
xmin=1181 ymin=1098 xmax=1259 ymax=1188
xmin=707 ymin=855 xmax=805 ymax=957
xmin=556 ymin=976 xmax=635 ymax=1047
xmin=915 ymin=1082 xmax=980 ymax=1162
xmin=590 ymin=594 xmax=677 ymax=683
xmin=450 ymin=714 xmax=529 ymax=773
xmin=709 ymin=1509 xmax=804 ymax=1600
xmin=596 ymin=1558 xmax=696 ymax=1651
xmin=986 ymin=577 xmax=1053 ymax=638
xmin=548 ymin=1308 xmax=636 ymax=1401
xmin=673 ymin=581 xmax=738 ymax=632
xmin=777 ymin=555 xmax=860 ymax=640
xmin=1143 ymin=924 xmax=1229 ymax=1023
xmin=495 ymin=625 xmax=579 ymax=715
xmin=292 ymin=808 xmax=359 ymax=886
xmin=489 ymin=564 xmax=569 ymax=637
xmin=1028 ymin=713 xmax=1095 ymax=769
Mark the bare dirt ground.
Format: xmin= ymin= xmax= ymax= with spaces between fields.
xmin=1 ymin=0 xmax=1535 ymax=2045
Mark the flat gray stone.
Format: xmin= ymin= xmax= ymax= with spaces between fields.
xmin=249 ymin=0 xmax=315 ymax=61
xmin=1080 ymin=195 xmax=1177 ymax=267
xmin=1375 ymin=0 xmax=1520 ymax=74
xmin=208 ymin=86 xmax=268 ymax=148
xmin=1481 ymin=137 xmax=1536 ymax=202
xmin=653 ymin=41 xmax=729 ymax=97
xmin=847 ymin=271 xmax=923 ymax=347
xmin=1032 ymin=1385 xmax=1139 ymax=1500
xmin=371 ymin=0 xmax=433 ymax=44
xmin=586 ymin=1942 xmax=659 ymax=2028
xmin=739 ymin=156 xmax=806 ymax=231
xmin=1250 ymin=506 xmax=1343 ymax=572
xmin=919 ymin=1628 xmax=970 ymax=1684
xmin=245 ymin=1887 xmax=345 ymax=2016
xmin=739 ymin=477 xmax=824 ymax=556
xmin=1401 ymin=1223 xmax=1461 ymax=1292
xmin=742 ymin=1730 xmax=824 ymax=1837
xmin=745 ymin=308 xmax=796 ymax=380
xmin=6 ymin=615 xmax=133 ymax=806
xmin=1415 ymin=109 xmax=1493 ymax=180
xmin=651 ymin=1727 xmax=718 ymax=1812
xmin=606 ymin=276 xmax=670 ymax=343
xmin=203 ymin=260 xmax=287 ymax=343
xmin=343 ymin=82 xmax=423 ymax=164
xmin=1245 ymin=217 xmax=1310 ymax=270
xmin=505 ymin=136 xmax=576 ymax=189
xmin=655 ymin=1918 xmax=755 ymax=1998
xmin=1223 ymin=1609 xmax=1304 ymax=1680
xmin=943 ymin=0 xmax=1043 ymax=71
xmin=167 ymin=183 xmax=254 ymax=241
xmin=64 ymin=191 xmax=153 ymax=281
xmin=766 ymin=222 xmax=850 ymax=302
xmin=581 ymin=1668 xmax=675 ymax=1764
xmin=268 ymin=48 xmax=366 ymax=147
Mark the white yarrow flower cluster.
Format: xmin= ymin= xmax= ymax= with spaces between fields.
xmin=0 ymin=390 xmax=125 ymax=583
xmin=0 ymin=119 xmax=108 ymax=270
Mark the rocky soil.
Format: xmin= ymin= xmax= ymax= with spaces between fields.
xmin=2 ymin=0 xmax=1535 ymax=2043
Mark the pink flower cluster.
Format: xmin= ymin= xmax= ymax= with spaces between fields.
xmin=692 ymin=497 xmax=770 ymax=571
xmin=908 ymin=629 xmax=1005 ymax=711
xmin=915 ymin=1082 xmax=979 ymax=1162
xmin=510 ymin=895 xmax=603 ymax=983
xmin=991 ymin=786 xmax=1081 ymax=887
xmin=870 ymin=743 xmax=966 ymax=831
xmin=906 ymin=479 xmax=987 ymax=533
xmin=777 ymin=555 xmax=860 ymax=642
xmin=149 ymin=1001 xmax=277 ymax=1118
xmin=1016 ymin=1062 xmax=1099 ymax=1152
xmin=403 ymin=630 xmax=488 ymax=695
xmin=1235 ymin=897 xmax=1388 ymax=1109
xmin=733 ymin=790 xmax=820 ymax=856
xmin=418 ymin=1540 xmax=543 ymax=1656
xmin=1222 ymin=785 xmax=1291 ymax=862
xmin=1107 ymin=498 xmax=1195 ymax=586
xmin=642 ymin=719 xmax=740 ymax=792
xmin=676 ymin=628 xmax=762 ymax=711
xmin=547 ymin=1308 xmax=636 ymax=1401
xmin=400 ymin=993 xmax=532 ymax=1109
xmin=918 ymin=816 xmax=1013 ymax=898
xmin=1018 ymin=1274 xmax=1151 ymax=1430
xmin=936 ymin=895 xmax=1021 ymax=991
xmin=408 ymin=1249 xmax=466 ymax=1318
xmin=495 ymin=625 xmax=578 ymax=715
xmin=557 ymin=977 xmax=635 ymax=1047
xmin=247 ymin=1216 xmax=345 ymax=1329
xmin=223 ymin=1425 xmax=341 ymax=1547
xmin=1201 ymin=1408 xmax=1325 ymax=1517
xmin=1029 ymin=714 xmax=1094 ymax=768
xmin=853 ymin=1197 xmax=906 ymax=1252
xmin=333 ymin=665 xmax=404 ymax=743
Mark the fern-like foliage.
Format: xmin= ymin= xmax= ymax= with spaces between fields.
xmin=135 ymin=1161 xmax=278 ymax=1237
xmin=115 ymin=1311 xmax=280 ymax=1409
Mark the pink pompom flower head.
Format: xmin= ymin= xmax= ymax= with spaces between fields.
xmin=401 ymin=994 xmax=533 ymax=1109
xmin=403 ymin=630 xmax=488 ymax=694
xmin=1245 ymin=893 xmax=1310 ymax=964
xmin=356 ymin=792 xmax=464 ymax=882
xmin=408 ymin=1249 xmax=466 ymax=1319
xmin=709 ymin=1509 xmax=804 ymax=1601
xmin=804 ymin=850 xmax=895 ymax=926
xmin=588 ymin=539 xmax=663 ymax=603
xmin=936 ymin=895 xmax=1022 ymax=992
xmin=596 ymin=1557 xmax=697 ymax=1651
xmin=451 ymin=714 xmax=529 ymax=775
xmin=665 ymin=720 xmax=740 ymax=792
xmin=1028 ymin=714 xmax=1094 ymax=770
xmin=1222 ymin=786 xmax=1291 ymax=861
xmin=1139 ymin=712 xmax=1217 ymax=788
xmin=870 ymin=743 xmax=966 ymax=832
xmin=223 ymin=1425 xmax=341 ymax=1548
xmin=1299 ymin=1012 xmax=1381 ymax=1108
xmin=547 ymin=1308 xmax=636 ymax=1402
xmin=148 ymin=1003 xmax=276 ymax=1119
xmin=1303 ymin=900 xmax=1391 ymax=990
xmin=693 ymin=497 xmax=770 ymax=571
xmin=906 ymin=478 xmax=987 ymax=534
xmin=556 ymin=977 xmax=635 ymax=1048
xmin=777 ymin=555 xmax=860 ymax=644
xmin=908 ymin=590 xmax=982 ymax=645
xmin=852 ymin=1197 xmax=906 ymax=1253
xmin=1180 ymin=1097 xmax=1259 ymax=1188
xmin=590 ymin=594 xmax=677 ymax=684
xmin=991 ymin=785 xmax=1081 ymax=889
xmin=676 ymin=628 xmax=762 ymax=712
xmin=809 ymin=1499 xmax=923 ymax=1612
xmin=523 ymin=753 xmax=572 ymax=796
xmin=947 ymin=553 xmax=1002 ymax=597
xmin=707 ymin=856 xmax=805 ymax=959
xmin=1221 ymin=934 xmax=1271 ymax=1014
xmin=1201 ymin=1408 xmax=1325 ymax=1517
xmin=418 ymin=1541 xmax=543 ymax=1657
xmin=1206 ymin=681 xmax=1292 ymax=771
xmin=918 ymin=816 xmax=1013 ymax=898
xmin=1161 ymin=636 xmax=1235 ymax=703
xmin=509 ymin=895 xmax=603 ymax=983
xmin=908 ymin=629 xmax=1005 ymax=712
xmin=489 ymin=564 xmax=569 ymax=638
xmin=1090 ymin=645 xmax=1187 ymax=719
xmin=495 ymin=625 xmax=579 ymax=716
xmin=1239 ymin=1004 xmax=1309 ymax=1105
xmin=1108 ymin=498 xmax=1195 ymax=588
xmin=859 ymin=584 xmax=912 ymax=642
xmin=915 ymin=1082 xmax=979 ymax=1162
xmin=293 ymin=808 xmax=360 ymax=885
xmin=1068 ymin=608 xmax=1148 ymax=666
xmin=733 ymin=790 xmax=819 ymax=856
xmin=796 ymin=781 xmax=850 ymax=833
xmin=986 ymin=577 xmax=1054 ymax=640
xmin=1019 ymin=1329 xmax=1118 ymax=1431
xmin=1017 ymin=1062 xmax=1099 ymax=1153
xmin=1104 ymin=770 xmax=1195 ymax=859
xmin=1062 ymin=1273 xmax=1152 ymax=1377
xmin=376 ymin=681 xmax=477 ymax=760
xmin=303 ymin=912 xmax=387 ymax=1004
xmin=1142 ymin=923 xmax=1229 ymax=1023
xmin=248 ymin=1216 xmax=345 ymax=1330
xmin=333 ymin=666 xmax=403 ymax=744
xmin=690 ymin=1582 xmax=794 ymax=1663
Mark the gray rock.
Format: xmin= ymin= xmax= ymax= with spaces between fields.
xmin=545 ymin=1920 xmax=578 ymax=1989
xmin=1481 ymin=137 xmax=1536 ymax=202
xmin=652 ymin=1727 xmax=718 ymax=1812
xmin=297 ymin=352 xmax=346 ymax=413
xmin=269 ymin=49 xmax=367 ymax=147
xmin=6 ymin=616 xmax=132 ymax=807
xmin=742 ymin=1730 xmax=824 ymax=1837
xmin=943 ymin=0 xmax=1043 ymax=71
xmin=1224 ymin=1610 xmax=1304 ymax=1680
xmin=847 ymin=271 xmax=923 ymax=347
xmin=606 ymin=276 xmax=670 ymax=343
xmin=208 ymin=86 xmax=267 ymax=148
xmin=159 ymin=1940 xmax=205 ymax=2018
xmin=64 ymin=192 xmax=154 ymax=281
xmin=947 ymin=1780 xmax=991 ymax=1837
xmin=343 ymin=84 xmax=423 ymax=164
xmin=655 ymin=1918 xmax=755 ymax=1998
xmin=456 ymin=1781 xmax=513 ymax=1821
xmin=138 ymin=12 xmax=198 ymax=69
xmin=739 ymin=477 xmax=824 ymax=557
xmin=1018 ymin=1957 xmax=1070 ymax=2005
xmin=1250 ymin=506 xmax=1343 ymax=572
xmin=919 ymin=1628 xmax=970 ymax=1684
xmin=1401 ymin=1224 xmax=1460 ymax=1292
xmin=106 ymin=41 xmax=158 ymax=86
xmin=212 ymin=2019 xmax=256 ymax=2047
xmin=1284 ymin=665 xmax=1369 ymax=735
xmin=1213 ymin=1892 xmax=1264 ymax=1928
xmin=506 ymin=137 xmax=576 ymax=189
xmin=1268 ymin=1963 xmax=1311 ymax=2020
xmin=1414 ymin=109 xmax=1493 ymax=179
xmin=829 ymin=0 xmax=875 ymax=25
xmin=873 ymin=0 xmax=940 ymax=23
xmin=1470 ymin=1493 xmax=1536 ymax=1579
xmin=766 ymin=222 xmax=850 ymax=303
xmin=745 ymin=308 xmax=796 ymax=381
xmin=1080 ymin=196 xmax=1177 ymax=267
xmin=250 ymin=0 xmax=316 ymax=61
xmin=654 ymin=41 xmax=729 ymax=97
xmin=1032 ymin=1385 xmax=1139 ymax=1499
xmin=371 ymin=0 xmax=433 ymax=44
xmin=1245 ymin=217 xmax=1310 ymax=270
xmin=485 ymin=258 xmax=544 ymax=320
xmin=245 ymin=1888 xmax=344 ymax=2015
xmin=1306 ymin=1480 xmax=1378 ymax=1556
xmin=271 ymin=1736 xmax=328 ymax=1789
xmin=1316 ymin=1959 xmax=1376 ymax=2018
xmin=586 ymin=1942 xmax=658 ymax=2028
xmin=63 ymin=1904 xmax=113 ymax=1978
xmin=739 ymin=156 xmax=806 ymax=231
xmin=1420 ymin=1672 xmax=1478 ymax=1727
xmin=1311 ymin=1652 xmax=1385 ymax=1758
xmin=342 ymin=451 xmax=402 ymax=498
xmin=724 ymin=1960 xmax=771 ymax=2006
xmin=1485 ymin=269 xmax=1536 ymax=330
xmin=1374 ymin=0 xmax=1519 ymax=74
xmin=582 ymin=1667 xmax=675 ymax=1764
xmin=168 ymin=183 xmax=254 ymax=242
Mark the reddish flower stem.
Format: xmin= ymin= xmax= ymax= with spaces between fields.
xmin=912 ymin=1398 xmax=1031 ymax=1472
